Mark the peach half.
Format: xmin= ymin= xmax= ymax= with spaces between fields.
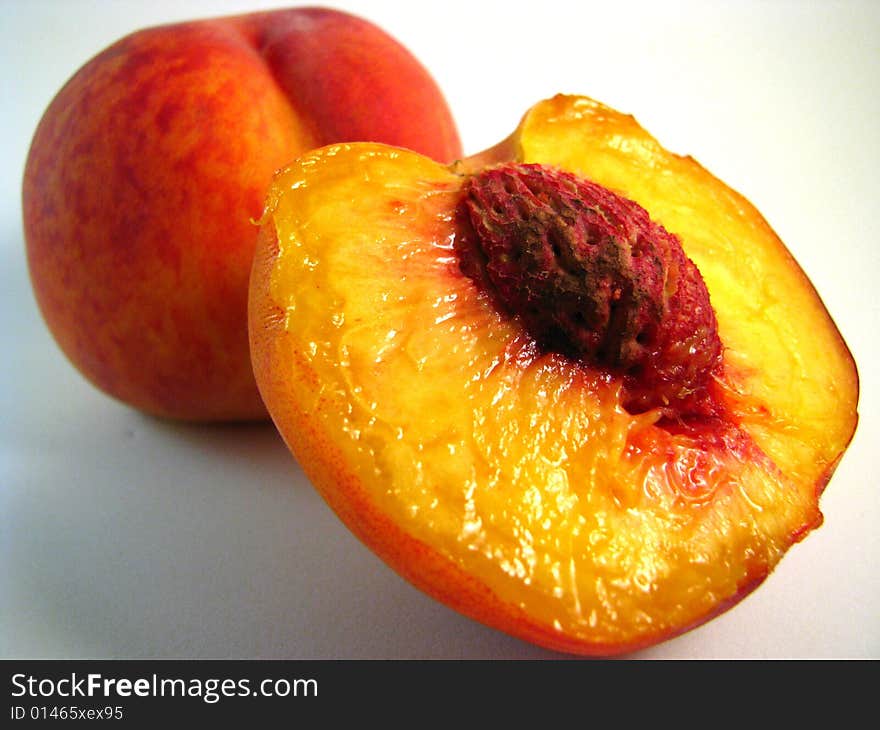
xmin=248 ymin=95 xmax=859 ymax=655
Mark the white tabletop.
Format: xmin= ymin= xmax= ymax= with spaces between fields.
xmin=2 ymin=0 xmax=877 ymax=659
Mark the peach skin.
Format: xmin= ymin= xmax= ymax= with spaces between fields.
xmin=23 ymin=6 xmax=462 ymax=421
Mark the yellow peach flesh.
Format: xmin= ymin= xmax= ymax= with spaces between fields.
xmin=251 ymin=102 xmax=857 ymax=653
xmin=514 ymin=96 xmax=858 ymax=489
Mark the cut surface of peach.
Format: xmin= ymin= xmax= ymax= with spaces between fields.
xmin=249 ymin=95 xmax=858 ymax=655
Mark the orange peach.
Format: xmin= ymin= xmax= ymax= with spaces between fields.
xmin=248 ymin=95 xmax=858 ymax=655
xmin=23 ymin=6 xmax=461 ymax=421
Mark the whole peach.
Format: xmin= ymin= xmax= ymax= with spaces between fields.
xmin=22 ymin=7 xmax=462 ymax=421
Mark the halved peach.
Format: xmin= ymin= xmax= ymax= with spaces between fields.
xmin=248 ymin=94 xmax=858 ymax=655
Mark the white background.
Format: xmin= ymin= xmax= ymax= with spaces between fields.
xmin=2 ymin=0 xmax=877 ymax=659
